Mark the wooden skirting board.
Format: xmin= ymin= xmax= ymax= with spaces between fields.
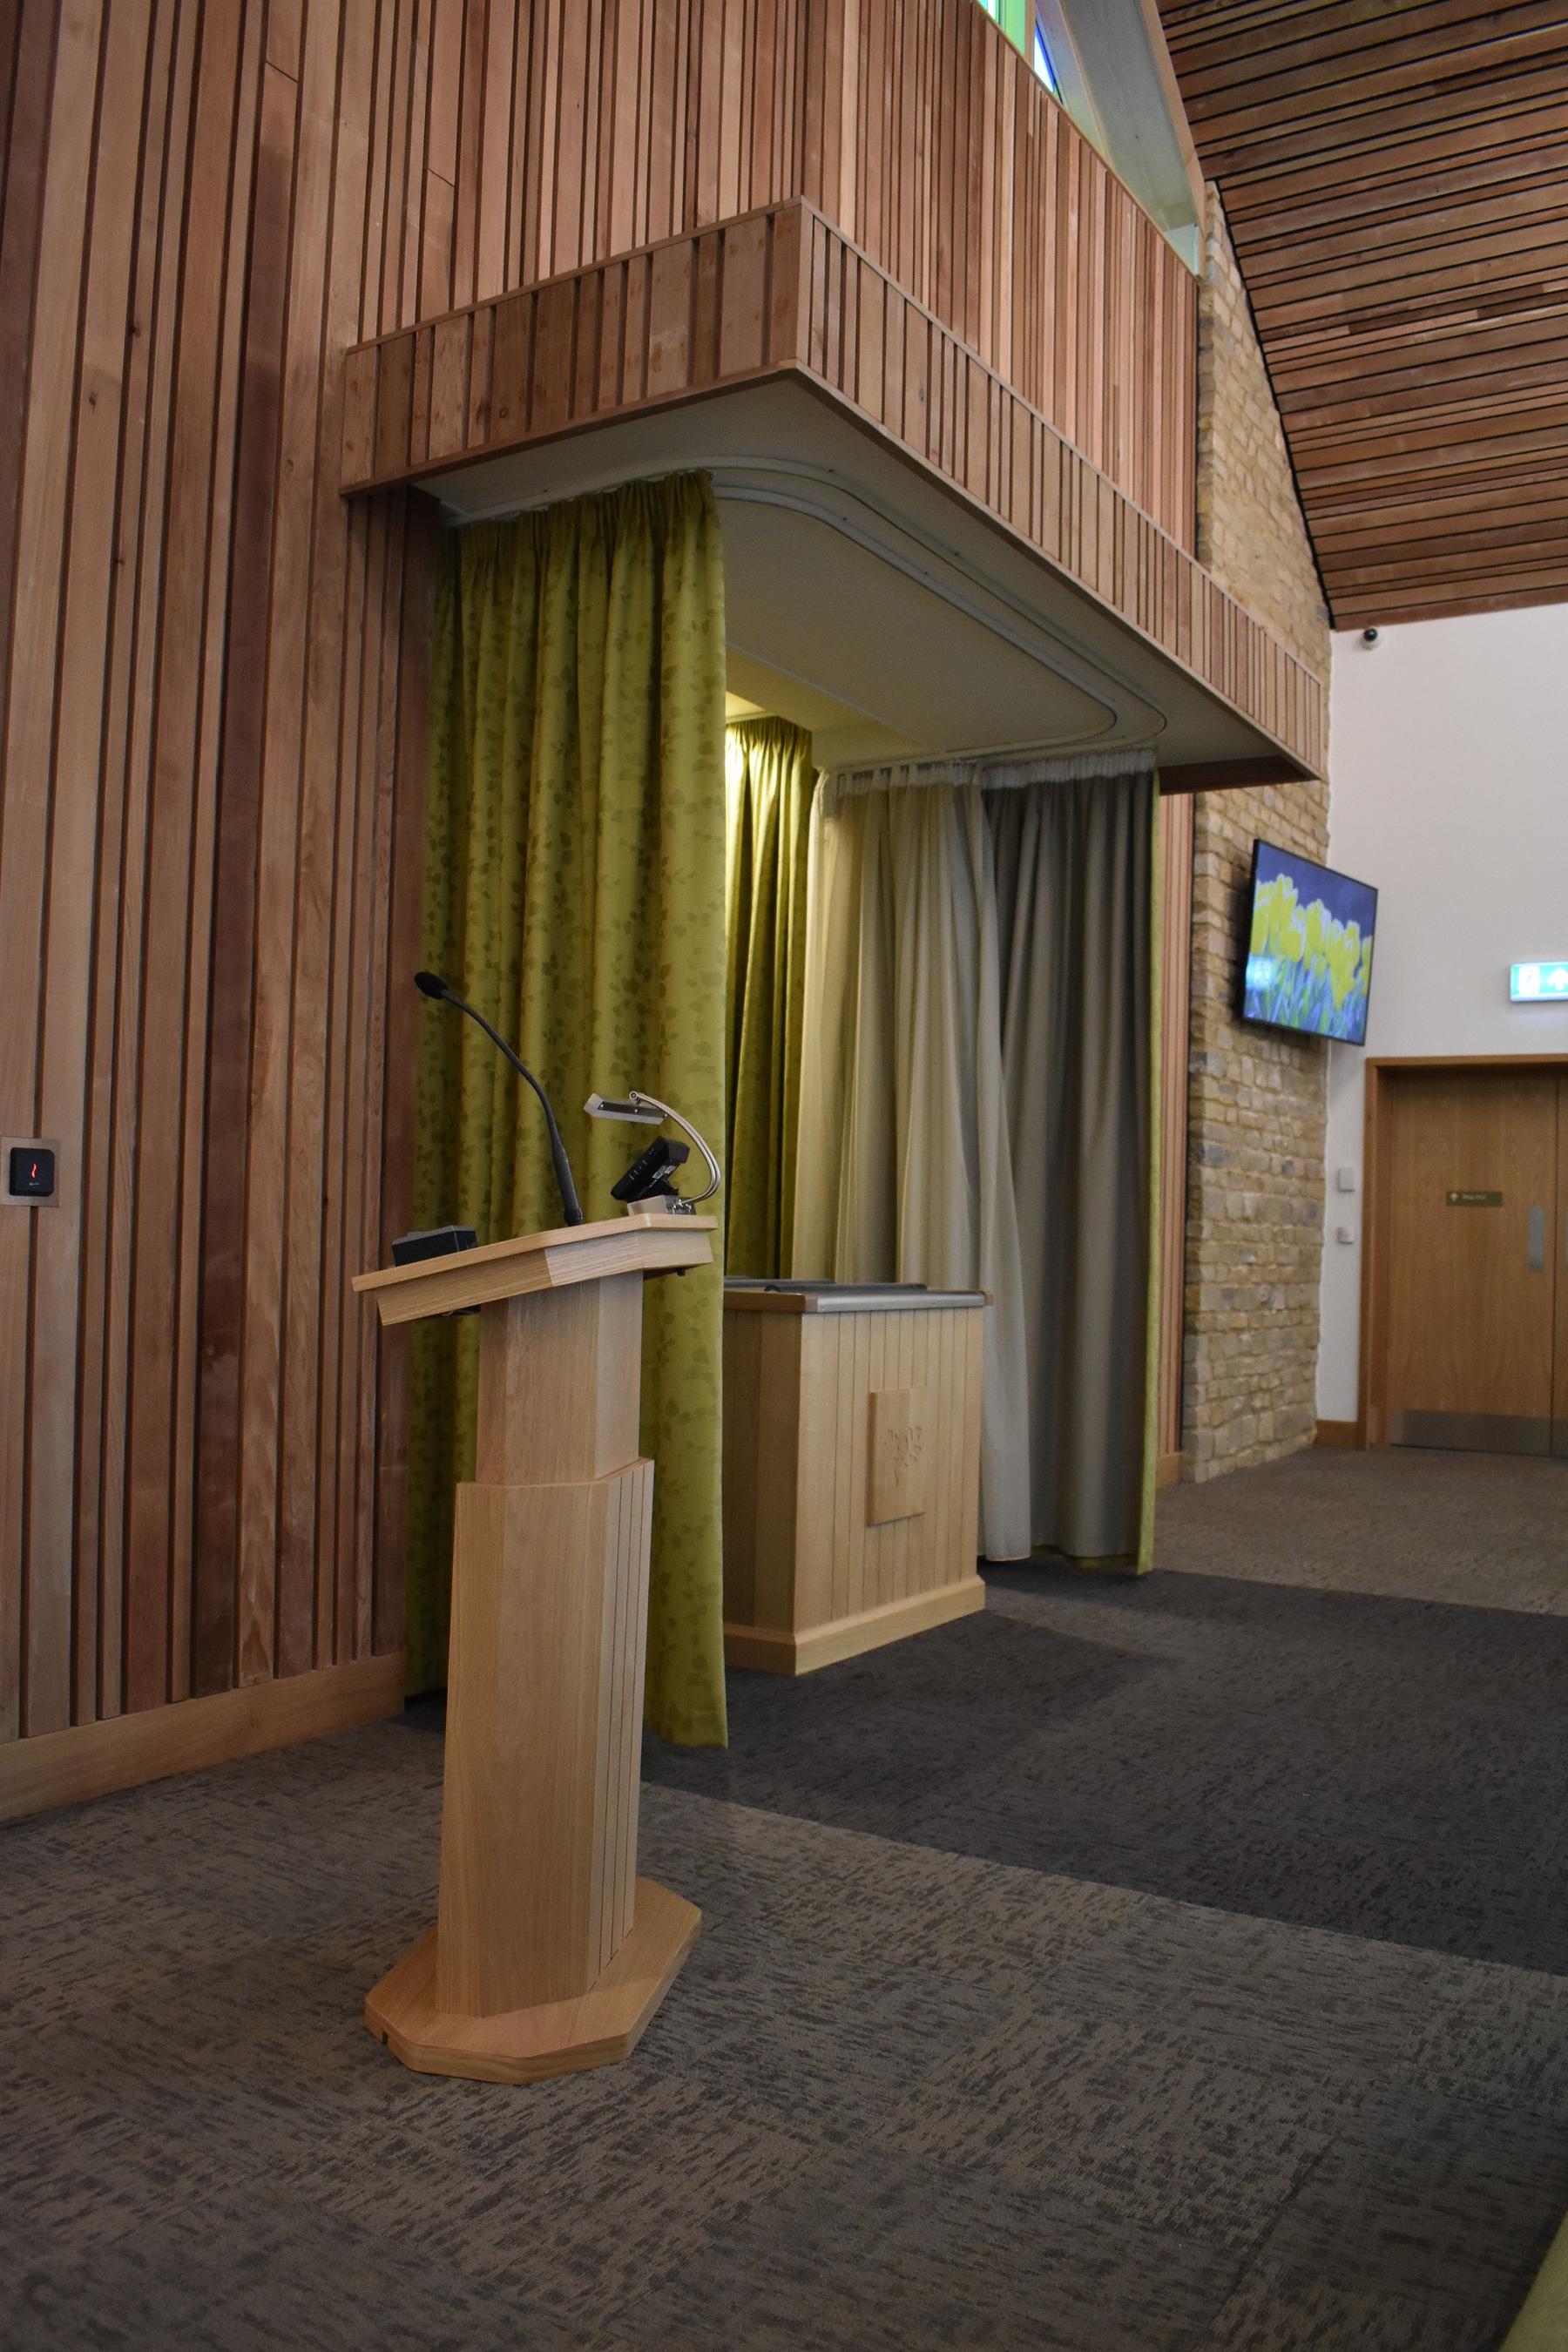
xmin=725 ymin=1578 xmax=984 ymax=1678
xmin=0 ymin=1653 xmax=404 ymax=1826
xmin=1315 ymin=1421 xmax=1362 ymax=1450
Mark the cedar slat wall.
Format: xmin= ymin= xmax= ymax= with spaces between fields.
xmin=410 ymin=0 xmax=1198 ymax=546
xmin=0 ymin=0 xmax=438 ymax=1758
xmin=342 ymin=204 xmax=1327 ymax=776
xmin=805 ymin=2 xmax=1196 ymax=544
xmin=1161 ymin=0 xmax=1568 ymax=624
xmin=1 ymin=0 xmax=1207 ymax=1783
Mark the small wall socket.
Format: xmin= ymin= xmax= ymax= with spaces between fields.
xmin=1335 ymin=1166 xmax=1357 ymax=1193
xmin=1335 ymin=1223 xmax=1357 ymax=1246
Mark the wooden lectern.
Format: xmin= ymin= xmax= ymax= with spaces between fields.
xmin=353 ymin=1211 xmax=714 ymax=2085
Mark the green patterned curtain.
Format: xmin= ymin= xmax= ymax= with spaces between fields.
xmin=723 ymin=717 xmax=814 ymax=1276
xmin=406 ymin=472 xmax=729 ymax=1747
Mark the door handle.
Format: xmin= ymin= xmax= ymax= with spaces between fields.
xmin=1528 ymin=1204 xmax=1545 ymax=1273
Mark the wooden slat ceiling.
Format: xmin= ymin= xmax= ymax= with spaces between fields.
xmin=1160 ymin=0 xmax=1568 ymax=626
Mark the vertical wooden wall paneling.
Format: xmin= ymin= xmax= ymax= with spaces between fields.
xmin=54 ymin=0 xmax=167 ymax=1732
xmin=472 ymin=0 xmax=510 ymax=301
xmin=448 ymin=0 xmax=479 ymax=308
xmin=102 ymin=0 xmax=200 ymax=1724
xmin=0 ymin=0 xmax=1213 ymax=1775
xmin=79 ymin=0 xmax=180 ymax=1728
xmin=195 ymin=1 xmax=288 ymax=1702
xmin=0 ymin=3 xmax=57 ymax=1708
xmin=125 ymin=0 xmax=248 ymax=1718
xmin=3 ymin=0 xmax=449 ymax=1774
xmin=274 ymin=0 xmax=355 ymax=1686
xmin=375 ymin=0 xmax=412 ymax=338
xmin=0 ymin=7 xmax=59 ymax=759
xmin=312 ymin=0 xmax=379 ymax=1675
xmin=218 ymin=31 xmax=294 ymax=1699
xmin=177 ymin=4 xmax=267 ymax=1716
xmin=374 ymin=0 xmax=1196 ymax=542
xmin=399 ymin=0 xmax=433 ymax=330
xmin=2 ymin=0 xmax=105 ymax=1736
xmin=335 ymin=195 xmax=1323 ymax=774
xmin=422 ymin=0 xmax=459 ymax=317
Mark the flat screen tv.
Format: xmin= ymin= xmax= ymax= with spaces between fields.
xmin=1240 ymin=840 xmax=1378 ymax=1045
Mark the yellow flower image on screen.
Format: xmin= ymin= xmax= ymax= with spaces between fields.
xmin=1245 ymin=866 xmax=1375 ymax=1043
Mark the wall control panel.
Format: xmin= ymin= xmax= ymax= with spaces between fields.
xmin=3 ymin=1139 xmax=58 ymax=1206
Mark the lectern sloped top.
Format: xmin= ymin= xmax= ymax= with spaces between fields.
xmin=355 ymin=1211 xmax=715 ymax=1326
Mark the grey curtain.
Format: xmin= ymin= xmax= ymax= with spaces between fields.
xmin=792 ymin=781 xmax=1033 ymax=1558
xmin=794 ymin=760 xmax=1159 ymax=1566
xmin=987 ymin=774 xmax=1157 ymax=1563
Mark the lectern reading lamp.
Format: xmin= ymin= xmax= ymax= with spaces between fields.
xmin=352 ymin=974 xmax=716 ymax=2084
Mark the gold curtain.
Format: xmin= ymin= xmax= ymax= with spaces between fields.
xmin=405 ymin=472 xmax=729 ymax=1747
xmin=723 ymin=717 xmax=814 ymax=1276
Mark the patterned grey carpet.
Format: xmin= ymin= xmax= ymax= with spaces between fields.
xmin=5 ymin=1450 xmax=1567 ymax=2350
xmin=1158 ymin=1446 xmax=1568 ymax=1617
xmin=648 ymin=1563 xmax=1568 ymax=1972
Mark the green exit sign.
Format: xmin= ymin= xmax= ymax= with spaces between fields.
xmin=1511 ymin=962 xmax=1568 ymax=1003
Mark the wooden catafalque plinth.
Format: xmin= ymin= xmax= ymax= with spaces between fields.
xmin=354 ymin=1213 xmax=713 ymax=2083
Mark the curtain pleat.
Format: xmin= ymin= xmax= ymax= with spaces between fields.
xmin=794 ymin=783 xmax=1034 ymax=1558
xmin=988 ymin=774 xmax=1157 ymax=1565
xmin=723 ymin=717 xmax=814 ymax=1276
xmin=406 ymin=472 xmax=729 ymax=1746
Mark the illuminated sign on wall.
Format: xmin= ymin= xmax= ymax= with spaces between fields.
xmin=1510 ymin=962 xmax=1568 ymax=1003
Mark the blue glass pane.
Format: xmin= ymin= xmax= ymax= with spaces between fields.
xmin=1032 ymin=24 xmax=1060 ymax=91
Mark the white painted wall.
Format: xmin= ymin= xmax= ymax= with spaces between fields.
xmin=1318 ymin=603 xmax=1568 ymax=1421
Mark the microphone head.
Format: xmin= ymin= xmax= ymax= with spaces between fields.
xmin=413 ymin=970 xmax=449 ymax=1001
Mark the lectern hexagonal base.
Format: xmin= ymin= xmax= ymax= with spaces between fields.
xmin=365 ymin=1879 xmax=700 ymax=2085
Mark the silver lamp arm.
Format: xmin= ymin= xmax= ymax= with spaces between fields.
xmin=625 ymin=1091 xmax=721 ymax=1206
xmin=583 ymin=1087 xmax=723 ymax=1213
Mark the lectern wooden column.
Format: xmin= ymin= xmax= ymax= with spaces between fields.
xmin=354 ymin=1212 xmax=714 ymax=2085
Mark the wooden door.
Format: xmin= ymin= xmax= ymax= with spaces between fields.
xmin=1382 ymin=1070 xmax=1560 ymax=1455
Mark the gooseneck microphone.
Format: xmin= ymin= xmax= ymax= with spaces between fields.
xmin=414 ymin=970 xmax=585 ymax=1228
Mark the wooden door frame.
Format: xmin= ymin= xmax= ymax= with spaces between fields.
xmin=1359 ymin=1054 xmax=1568 ymax=1448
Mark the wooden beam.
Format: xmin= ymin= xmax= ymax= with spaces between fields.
xmin=1159 ymin=756 xmax=1311 ymax=794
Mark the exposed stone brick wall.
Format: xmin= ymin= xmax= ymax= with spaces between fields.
xmin=1194 ymin=190 xmax=1330 ymax=679
xmin=1182 ymin=187 xmax=1334 ymax=1482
